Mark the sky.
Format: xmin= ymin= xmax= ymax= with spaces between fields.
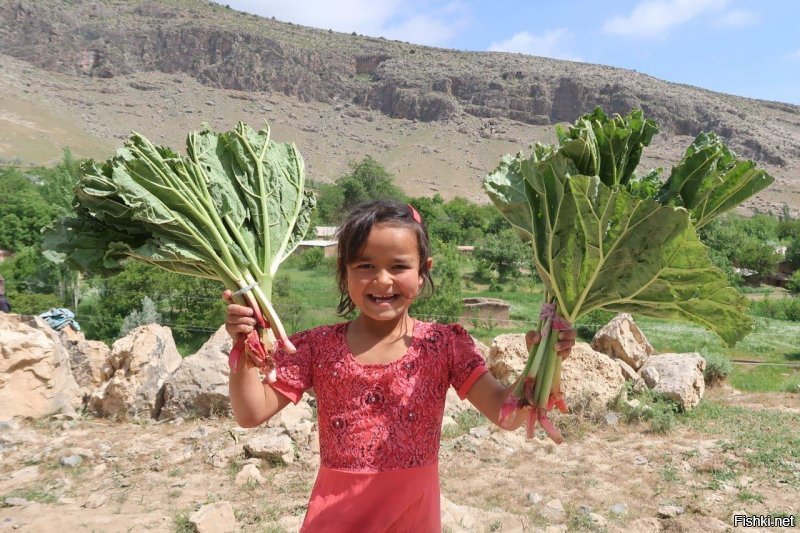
xmin=221 ymin=0 xmax=800 ymax=105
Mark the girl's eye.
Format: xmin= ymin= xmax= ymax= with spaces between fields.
xmin=394 ymin=264 xmax=411 ymax=270
xmin=355 ymin=264 xmax=373 ymax=269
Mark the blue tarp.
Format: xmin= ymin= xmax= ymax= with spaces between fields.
xmin=38 ymin=308 xmax=81 ymax=331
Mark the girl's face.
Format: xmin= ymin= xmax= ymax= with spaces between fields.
xmin=346 ymin=223 xmax=431 ymax=323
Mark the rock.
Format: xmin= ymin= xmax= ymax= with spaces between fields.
xmin=3 ymin=497 xmax=33 ymax=507
xmin=528 ymin=492 xmax=543 ymax=505
xmin=541 ymin=499 xmax=565 ymax=520
xmin=615 ymin=359 xmax=639 ymax=381
xmin=640 ymin=366 xmax=660 ymax=388
xmin=639 ymin=353 xmax=706 ymax=410
xmin=89 ymin=324 xmax=182 ymax=419
xmin=0 ymin=314 xmax=82 ymax=419
xmin=60 ymin=455 xmax=83 ymax=468
xmin=244 ymin=427 xmax=295 ymax=465
xmin=657 ymin=505 xmax=684 ymax=518
xmin=58 ymin=326 xmax=109 ymax=392
xmin=444 ymin=387 xmax=471 ymax=417
xmin=160 ymin=326 xmax=231 ymax=420
xmin=605 ymin=412 xmax=620 ymax=426
xmin=440 ymin=495 xmax=525 ymax=532
xmin=441 ymin=415 xmax=458 ymax=434
xmin=625 ymin=517 xmax=662 ymax=532
xmin=234 ymin=463 xmax=266 ymax=486
xmin=189 ymin=501 xmax=236 ymax=533
xmin=591 ymin=313 xmax=653 ymax=370
xmin=560 ymin=343 xmax=626 ymax=411
xmin=468 ymin=426 xmax=490 ymax=439
xmin=83 ymin=493 xmax=107 ymax=509
xmin=486 ymin=333 xmax=527 ymax=384
xmin=610 ymin=502 xmax=628 ymax=516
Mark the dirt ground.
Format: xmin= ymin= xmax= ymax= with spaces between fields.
xmin=1 ymin=387 xmax=798 ymax=533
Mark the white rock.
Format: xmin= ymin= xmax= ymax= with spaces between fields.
xmin=244 ymin=427 xmax=295 ymax=465
xmin=639 ymin=353 xmax=706 ymax=410
xmin=591 ymin=313 xmax=653 ymax=370
xmin=486 ymin=333 xmax=528 ymax=385
xmin=0 ymin=314 xmax=82 ymax=419
xmin=189 ymin=501 xmax=237 ymax=533
xmin=160 ymin=326 xmax=231 ymax=420
xmin=83 ymin=493 xmax=107 ymax=509
xmin=89 ymin=325 xmax=182 ymax=419
xmin=235 ymin=463 xmax=266 ymax=486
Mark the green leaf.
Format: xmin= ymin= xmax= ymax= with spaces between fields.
xmin=657 ymin=132 xmax=774 ymax=229
xmin=485 ymin=150 xmax=753 ymax=347
xmin=557 ymin=107 xmax=659 ymax=188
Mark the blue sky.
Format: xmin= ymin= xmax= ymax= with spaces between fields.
xmin=222 ymin=0 xmax=800 ymax=105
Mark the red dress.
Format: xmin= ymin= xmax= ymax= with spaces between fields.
xmin=268 ymin=320 xmax=488 ymax=532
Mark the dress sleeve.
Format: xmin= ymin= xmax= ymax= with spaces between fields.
xmin=265 ymin=329 xmax=314 ymax=404
xmin=446 ymin=324 xmax=489 ymax=400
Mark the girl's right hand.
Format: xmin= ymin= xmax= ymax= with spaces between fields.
xmin=222 ymin=290 xmax=257 ymax=339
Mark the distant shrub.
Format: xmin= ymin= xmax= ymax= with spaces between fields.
xmin=299 ymin=247 xmax=325 ymax=270
xmin=703 ymin=353 xmax=732 ymax=385
xmin=750 ymin=296 xmax=800 ymax=322
xmin=787 ymin=271 xmax=800 ymax=295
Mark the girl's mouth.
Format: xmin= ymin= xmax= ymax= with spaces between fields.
xmin=368 ymin=294 xmax=399 ymax=304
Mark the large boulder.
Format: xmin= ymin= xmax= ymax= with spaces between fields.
xmin=485 ymin=333 xmax=527 ymax=385
xmin=560 ymin=342 xmax=626 ymax=410
xmin=89 ymin=324 xmax=182 ymax=419
xmin=0 ymin=314 xmax=82 ymax=418
xmin=58 ymin=325 xmax=110 ymax=394
xmin=591 ymin=313 xmax=653 ymax=370
xmin=160 ymin=326 xmax=231 ymax=420
xmin=638 ymin=353 xmax=706 ymax=410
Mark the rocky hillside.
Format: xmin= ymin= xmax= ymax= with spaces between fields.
xmin=2 ymin=0 xmax=800 ymax=211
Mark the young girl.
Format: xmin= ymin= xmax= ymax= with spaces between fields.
xmin=223 ymin=200 xmax=575 ymax=532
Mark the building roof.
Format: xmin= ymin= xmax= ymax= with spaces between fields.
xmin=299 ymin=240 xmax=338 ymax=247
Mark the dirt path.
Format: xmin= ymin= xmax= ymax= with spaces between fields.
xmin=1 ymin=389 xmax=798 ymax=532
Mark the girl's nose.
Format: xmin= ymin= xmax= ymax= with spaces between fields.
xmin=375 ymin=268 xmax=392 ymax=285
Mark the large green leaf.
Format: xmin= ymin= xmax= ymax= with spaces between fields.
xmin=657 ymin=132 xmax=774 ymax=229
xmin=485 ymin=153 xmax=753 ymax=346
xmin=557 ymin=108 xmax=659 ymax=188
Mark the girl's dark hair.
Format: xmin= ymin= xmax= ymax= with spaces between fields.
xmin=335 ymin=200 xmax=433 ymax=316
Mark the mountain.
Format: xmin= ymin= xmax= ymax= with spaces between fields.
xmin=1 ymin=0 xmax=799 ymax=212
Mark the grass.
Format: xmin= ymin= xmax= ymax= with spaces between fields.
xmin=2 ymin=486 xmax=57 ymax=504
xmin=681 ymin=400 xmax=800 ymax=487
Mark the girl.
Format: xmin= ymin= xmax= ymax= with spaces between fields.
xmin=223 ymin=200 xmax=575 ymax=532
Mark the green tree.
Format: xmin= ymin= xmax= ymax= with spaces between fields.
xmin=313 ymin=157 xmax=406 ymax=224
xmin=411 ymin=244 xmax=463 ymax=322
xmin=474 ymin=229 xmax=529 ymax=283
xmin=786 ymin=238 xmax=800 ymax=271
xmin=0 ymin=168 xmax=56 ymax=250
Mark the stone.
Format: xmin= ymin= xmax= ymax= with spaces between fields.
xmin=244 ymin=427 xmax=295 ymax=465
xmin=468 ymin=426 xmax=490 ymax=439
xmin=0 ymin=314 xmax=82 ymax=419
xmin=89 ymin=324 xmax=182 ymax=419
xmin=610 ymin=503 xmax=628 ymax=516
xmin=528 ymin=492 xmax=543 ymax=505
xmin=541 ymin=499 xmax=565 ymax=520
xmin=58 ymin=326 xmax=109 ymax=392
xmin=657 ymin=505 xmax=685 ymax=518
xmin=560 ymin=343 xmax=626 ymax=411
xmin=615 ymin=359 xmax=639 ymax=381
xmin=235 ymin=463 xmax=266 ymax=486
xmin=83 ymin=493 xmax=107 ymax=509
xmin=189 ymin=501 xmax=236 ymax=533
xmin=639 ymin=353 xmax=706 ymax=410
xmin=60 ymin=455 xmax=83 ymax=468
xmin=3 ymin=497 xmax=33 ymax=507
xmin=591 ymin=313 xmax=653 ymax=370
xmin=441 ymin=415 xmax=458 ymax=433
xmin=486 ymin=333 xmax=527 ymax=385
xmin=160 ymin=326 xmax=231 ymax=420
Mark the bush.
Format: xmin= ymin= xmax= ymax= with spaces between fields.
xmin=575 ymin=308 xmax=615 ymax=341
xmin=786 ymin=238 xmax=800 ymax=271
xmin=787 ymin=271 xmax=800 ymax=295
xmin=119 ymin=296 xmax=162 ymax=337
xmin=299 ymin=247 xmax=325 ymax=270
xmin=617 ymin=383 xmax=680 ymax=434
xmin=703 ymin=353 xmax=732 ymax=385
xmin=4 ymin=292 xmax=62 ymax=316
xmin=749 ymin=296 xmax=800 ymax=321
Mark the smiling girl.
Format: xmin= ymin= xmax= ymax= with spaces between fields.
xmin=223 ymin=200 xmax=575 ymax=532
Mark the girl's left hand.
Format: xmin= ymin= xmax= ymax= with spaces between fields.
xmin=525 ymin=328 xmax=577 ymax=359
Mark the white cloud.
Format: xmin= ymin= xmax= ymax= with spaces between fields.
xmin=714 ymin=9 xmax=760 ymax=28
xmin=487 ymin=28 xmax=581 ymax=61
xmin=603 ymin=0 xmax=729 ymax=39
xmin=222 ymin=0 xmax=469 ymax=46
xmin=786 ymin=48 xmax=800 ymax=60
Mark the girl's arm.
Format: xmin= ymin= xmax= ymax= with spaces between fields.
xmin=466 ymin=329 xmax=576 ymax=430
xmin=223 ymin=290 xmax=292 ymax=428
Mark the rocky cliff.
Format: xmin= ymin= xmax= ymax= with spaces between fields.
xmin=3 ymin=0 xmax=799 ymax=165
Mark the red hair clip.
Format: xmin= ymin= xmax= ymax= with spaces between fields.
xmin=407 ymin=204 xmax=422 ymax=224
